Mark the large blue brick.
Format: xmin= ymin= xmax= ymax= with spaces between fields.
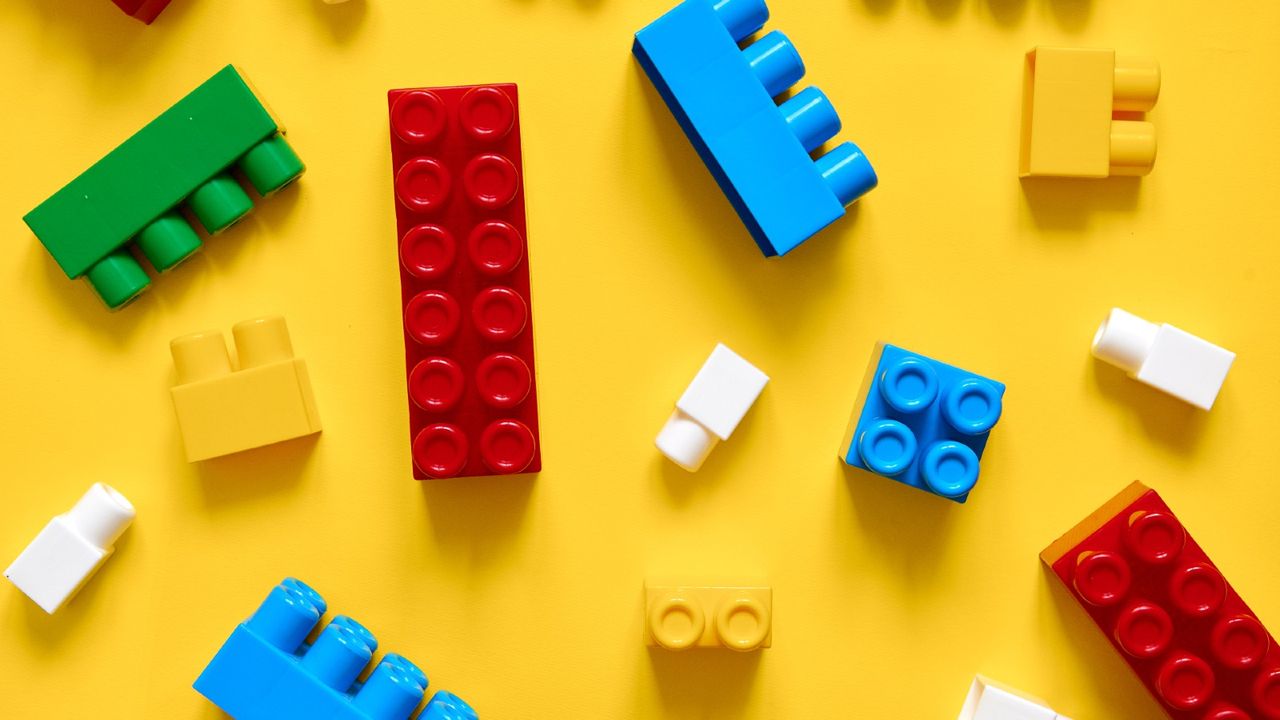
xmin=193 ymin=578 xmax=477 ymax=720
xmin=632 ymin=0 xmax=877 ymax=257
xmin=840 ymin=344 xmax=1005 ymax=503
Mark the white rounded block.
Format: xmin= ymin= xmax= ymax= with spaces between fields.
xmin=656 ymin=344 xmax=768 ymax=472
xmin=1092 ymin=307 xmax=1158 ymax=374
xmin=1091 ymin=307 xmax=1235 ymax=410
xmin=656 ymin=409 xmax=720 ymax=472
xmin=958 ymin=676 xmax=1071 ymax=720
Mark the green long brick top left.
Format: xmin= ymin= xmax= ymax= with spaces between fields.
xmin=24 ymin=65 xmax=305 ymax=309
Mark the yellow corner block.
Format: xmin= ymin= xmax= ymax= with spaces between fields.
xmin=1019 ymin=47 xmax=1160 ymax=178
xmin=170 ymin=316 xmax=322 ymax=462
xmin=644 ymin=584 xmax=772 ymax=652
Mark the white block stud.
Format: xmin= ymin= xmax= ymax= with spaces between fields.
xmin=656 ymin=343 xmax=769 ymax=472
xmin=958 ymin=676 xmax=1071 ymax=720
xmin=1091 ymin=308 xmax=1235 ymax=410
xmin=5 ymin=483 xmax=135 ymax=614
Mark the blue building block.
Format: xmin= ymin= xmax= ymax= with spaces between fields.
xmin=632 ymin=0 xmax=878 ymax=257
xmin=839 ymin=344 xmax=1005 ymax=503
xmin=193 ymin=578 xmax=477 ymax=720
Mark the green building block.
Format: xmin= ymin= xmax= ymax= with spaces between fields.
xmin=23 ymin=65 xmax=305 ymax=310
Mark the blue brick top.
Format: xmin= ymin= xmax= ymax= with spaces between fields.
xmin=193 ymin=578 xmax=477 ymax=720
xmin=840 ymin=344 xmax=1005 ymax=503
xmin=633 ymin=0 xmax=878 ymax=257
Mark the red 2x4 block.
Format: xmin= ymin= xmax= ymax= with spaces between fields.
xmin=387 ymin=84 xmax=541 ymax=480
xmin=1043 ymin=482 xmax=1280 ymax=719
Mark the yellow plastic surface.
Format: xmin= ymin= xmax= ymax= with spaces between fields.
xmin=645 ymin=585 xmax=772 ymax=652
xmin=1 ymin=1 xmax=1279 ymax=718
xmin=170 ymin=317 xmax=322 ymax=462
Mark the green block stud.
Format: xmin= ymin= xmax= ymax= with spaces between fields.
xmin=85 ymin=250 xmax=150 ymax=310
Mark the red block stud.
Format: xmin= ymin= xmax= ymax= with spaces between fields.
xmin=388 ymin=83 xmax=540 ymax=480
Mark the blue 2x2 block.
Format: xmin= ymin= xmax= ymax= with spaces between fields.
xmin=632 ymin=0 xmax=878 ymax=257
xmin=194 ymin=578 xmax=477 ymax=720
xmin=840 ymin=344 xmax=1005 ymax=503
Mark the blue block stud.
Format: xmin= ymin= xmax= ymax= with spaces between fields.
xmin=193 ymin=578 xmax=477 ymax=720
xmin=839 ymin=344 xmax=1005 ymax=503
xmin=633 ymin=0 xmax=878 ymax=257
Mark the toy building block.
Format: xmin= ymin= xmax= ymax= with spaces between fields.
xmin=645 ymin=584 xmax=772 ymax=652
xmin=958 ymin=676 xmax=1072 ymax=720
xmin=170 ymin=316 xmax=322 ymax=462
xmin=1092 ymin=308 xmax=1235 ymax=411
xmin=1019 ymin=47 xmax=1160 ymax=178
xmin=194 ymin=578 xmax=477 ymax=720
xmin=656 ymin=343 xmax=768 ymax=472
xmin=4 ymin=483 xmax=134 ymax=614
xmin=23 ymin=65 xmax=305 ymax=310
xmin=387 ymin=83 xmax=541 ymax=480
xmin=1042 ymin=482 xmax=1280 ymax=720
xmin=840 ymin=343 xmax=1004 ymax=503
xmin=633 ymin=0 xmax=878 ymax=257
xmin=111 ymin=0 xmax=173 ymax=23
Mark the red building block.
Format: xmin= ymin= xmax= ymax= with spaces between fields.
xmin=1042 ymin=482 xmax=1280 ymax=719
xmin=386 ymin=83 xmax=541 ymax=480
xmin=111 ymin=0 xmax=173 ymax=23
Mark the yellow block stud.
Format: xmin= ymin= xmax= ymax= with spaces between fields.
xmin=644 ymin=584 xmax=772 ymax=651
xmin=1019 ymin=47 xmax=1160 ymax=178
xmin=170 ymin=316 xmax=322 ymax=462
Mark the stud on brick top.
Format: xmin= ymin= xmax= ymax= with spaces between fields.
xmin=387 ymin=84 xmax=540 ymax=480
xmin=194 ymin=578 xmax=477 ymax=720
xmin=1092 ymin=308 xmax=1235 ymax=411
xmin=633 ymin=0 xmax=878 ymax=257
xmin=840 ymin=343 xmax=1005 ymax=503
xmin=645 ymin=584 xmax=772 ymax=652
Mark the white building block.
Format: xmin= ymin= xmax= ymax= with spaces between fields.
xmin=1091 ymin=307 xmax=1235 ymax=410
xmin=958 ymin=676 xmax=1071 ymax=720
xmin=656 ymin=343 xmax=769 ymax=472
xmin=5 ymin=483 xmax=135 ymax=614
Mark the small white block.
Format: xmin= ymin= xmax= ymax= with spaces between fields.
xmin=656 ymin=343 xmax=768 ymax=472
xmin=958 ymin=676 xmax=1070 ymax=720
xmin=1092 ymin=308 xmax=1235 ymax=410
xmin=4 ymin=483 xmax=135 ymax=614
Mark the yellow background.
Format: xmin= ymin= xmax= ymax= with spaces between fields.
xmin=1 ymin=0 xmax=1278 ymax=717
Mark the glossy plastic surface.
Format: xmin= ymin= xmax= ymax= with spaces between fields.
xmin=632 ymin=0 xmax=877 ymax=257
xmin=644 ymin=584 xmax=772 ymax=652
xmin=839 ymin=343 xmax=1005 ymax=503
xmin=388 ymin=84 xmax=540 ymax=480
xmin=957 ymin=676 xmax=1072 ymax=720
xmin=194 ymin=578 xmax=476 ymax=720
xmin=1042 ymin=483 xmax=1280 ymax=720
xmin=111 ymin=0 xmax=173 ymax=23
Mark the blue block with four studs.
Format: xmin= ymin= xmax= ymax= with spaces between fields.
xmin=194 ymin=578 xmax=478 ymax=720
xmin=839 ymin=344 xmax=1005 ymax=503
xmin=632 ymin=0 xmax=878 ymax=257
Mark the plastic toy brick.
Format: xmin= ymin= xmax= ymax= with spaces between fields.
xmin=4 ymin=483 xmax=134 ymax=614
xmin=1019 ymin=47 xmax=1160 ymax=178
xmin=23 ymin=65 xmax=305 ymax=310
xmin=194 ymin=578 xmax=477 ymax=720
xmin=111 ymin=0 xmax=173 ymax=23
xmin=170 ymin=316 xmax=322 ymax=462
xmin=839 ymin=343 xmax=1004 ymax=503
xmin=645 ymin=584 xmax=772 ymax=652
xmin=655 ymin=343 xmax=768 ymax=472
xmin=1042 ymin=482 xmax=1280 ymax=720
xmin=958 ymin=676 xmax=1072 ymax=720
xmin=387 ymin=83 xmax=541 ymax=480
xmin=1092 ymin=308 xmax=1235 ymax=411
xmin=633 ymin=0 xmax=878 ymax=257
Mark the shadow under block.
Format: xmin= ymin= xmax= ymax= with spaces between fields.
xmin=645 ymin=584 xmax=772 ymax=652
xmin=170 ymin=317 xmax=321 ymax=463
xmin=958 ymin=676 xmax=1071 ymax=720
xmin=840 ymin=343 xmax=1005 ymax=503
xmin=23 ymin=65 xmax=305 ymax=309
xmin=387 ymin=83 xmax=541 ymax=480
xmin=111 ymin=0 xmax=173 ymax=23
xmin=194 ymin=578 xmax=478 ymax=720
xmin=1019 ymin=47 xmax=1160 ymax=179
xmin=632 ymin=0 xmax=878 ymax=257
xmin=4 ymin=483 xmax=135 ymax=614
xmin=1042 ymin=483 xmax=1280 ymax=720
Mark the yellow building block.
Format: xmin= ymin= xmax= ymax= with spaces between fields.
xmin=1019 ymin=47 xmax=1160 ymax=178
xmin=170 ymin=316 xmax=322 ymax=462
xmin=644 ymin=584 xmax=772 ymax=652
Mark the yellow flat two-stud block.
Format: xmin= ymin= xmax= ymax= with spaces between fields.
xmin=1019 ymin=47 xmax=1161 ymax=178
xmin=644 ymin=584 xmax=772 ymax=652
xmin=170 ymin=316 xmax=322 ymax=462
